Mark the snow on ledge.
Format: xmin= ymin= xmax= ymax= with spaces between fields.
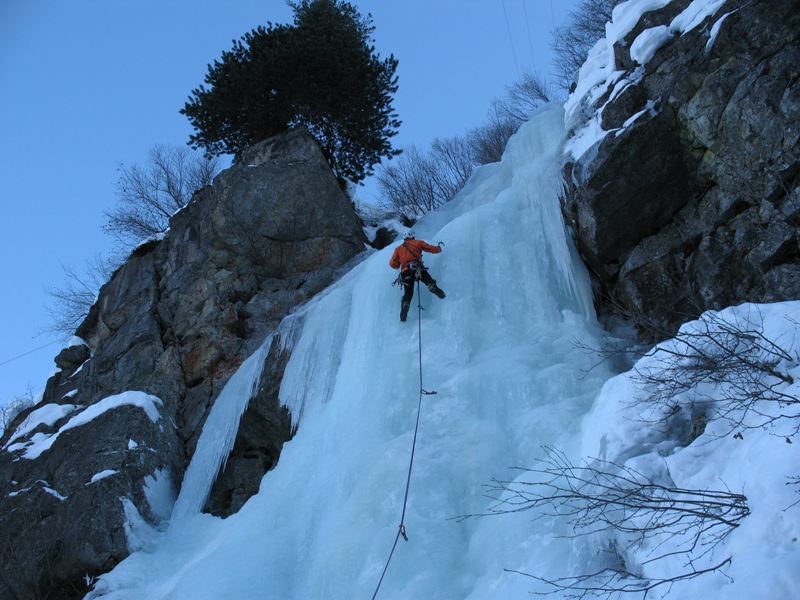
xmin=67 ymin=336 xmax=89 ymax=348
xmin=4 ymin=403 xmax=79 ymax=448
xmin=87 ymin=469 xmax=119 ymax=485
xmin=6 ymin=392 xmax=163 ymax=460
xmin=8 ymin=479 xmax=67 ymax=500
xmin=564 ymin=0 xmax=731 ymax=160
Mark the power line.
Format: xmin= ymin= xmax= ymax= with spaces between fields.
xmin=0 ymin=340 xmax=60 ymax=368
xmin=501 ymin=0 xmax=520 ymax=79
xmin=522 ymin=0 xmax=537 ymax=74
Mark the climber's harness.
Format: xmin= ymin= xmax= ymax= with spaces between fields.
xmin=393 ymin=261 xmax=425 ymax=286
xmin=403 ymin=259 xmax=424 ymax=277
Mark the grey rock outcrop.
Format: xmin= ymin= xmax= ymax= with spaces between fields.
xmin=0 ymin=127 xmax=366 ymax=599
xmin=562 ymin=0 xmax=800 ymax=336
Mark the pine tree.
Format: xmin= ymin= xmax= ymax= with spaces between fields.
xmin=181 ymin=0 xmax=400 ymax=184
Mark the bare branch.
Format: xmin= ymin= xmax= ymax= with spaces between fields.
xmin=460 ymin=447 xmax=748 ymax=598
xmin=376 ymin=70 xmax=553 ymax=216
xmin=492 ymin=71 xmax=554 ymax=124
xmin=631 ymin=308 xmax=800 ymax=436
xmin=103 ymin=144 xmax=220 ymax=251
xmin=41 ymin=255 xmax=118 ymax=339
xmin=551 ymin=0 xmax=623 ymax=91
xmin=507 ymin=557 xmax=732 ymax=598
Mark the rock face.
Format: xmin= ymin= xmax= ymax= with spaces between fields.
xmin=0 ymin=127 xmax=366 ymax=599
xmin=562 ymin=0 xmax=800 ymax=336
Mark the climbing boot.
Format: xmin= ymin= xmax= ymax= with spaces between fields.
xmin=428 ymin=283 xmax=446 ymax=299
xmin=400 ymin=301 xmax=410 ymax=322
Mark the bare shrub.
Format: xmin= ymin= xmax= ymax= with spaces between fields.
xmin=464 ymin=447 xmax=748 ymax=598
xmin=631 ymin=308 xmax=799 ymax=436
xmin=43 ymin=255 xmax=118 ymax=339
xmin=377 ymin=142 xmax=468 ymax=221
xmin=492 ymin=71 xmax=554 ymax=124
xmin=104 ymin=144 xmax=220 ymax=250
xmin=551 ymin=0 xmax=623 ymax=91
xmin=377 ymin=70 xmax=552 ymax=218
xmin=466 ymin=116 xmax=519 ymax=166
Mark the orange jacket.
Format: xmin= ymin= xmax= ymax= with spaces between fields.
xmin=389 ymin=239 xmax=441 ymax=271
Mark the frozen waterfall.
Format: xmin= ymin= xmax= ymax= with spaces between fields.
xmin=88 ymin=103 xmax=615 ymax=599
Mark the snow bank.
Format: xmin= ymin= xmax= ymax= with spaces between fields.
xmin=580 ymin=302 xmax=800 ymax=598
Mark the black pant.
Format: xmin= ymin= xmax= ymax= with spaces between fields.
xmin=401 ymin=267 xmax=436 ymax=305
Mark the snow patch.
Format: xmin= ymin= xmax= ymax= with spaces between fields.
xmin=67 ymin=336 xmax=88 ymax=348
xmin=671 ymin=0 xmax=728 ymax=34
xmin=10 ymin=480 xmax=67 ymax=501
xmin=42 ymin=485 xmax=67 ymax=501
xmin=631 ymin=25 xmax=674 ymax=64
xmin=706 ymin=10 xmax=734 ymax=52
xmin=121 ymin=497 xmax=161 ymax=553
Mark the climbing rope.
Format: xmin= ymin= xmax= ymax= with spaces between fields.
xmin=371 ymin=278 xmax=436 ymax=600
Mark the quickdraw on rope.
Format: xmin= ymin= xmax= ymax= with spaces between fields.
xmin=371 ymin=278 xmax=436 ymax=600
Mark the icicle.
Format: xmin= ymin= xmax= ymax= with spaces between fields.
xmin=169 ymin=335 xmax=272 ymax=525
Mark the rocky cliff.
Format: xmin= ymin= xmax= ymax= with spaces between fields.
xmin=0 ymin=127 xmax=367 ymax=599
xmin=562 ymin=0 xmax=800 ymax=336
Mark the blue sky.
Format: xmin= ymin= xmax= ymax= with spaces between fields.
xmin=0 ymin=0 xmax=578 ymax=408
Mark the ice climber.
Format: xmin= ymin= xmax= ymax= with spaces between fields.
xmin=389 ymin=229 xmax=446 ymax=322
